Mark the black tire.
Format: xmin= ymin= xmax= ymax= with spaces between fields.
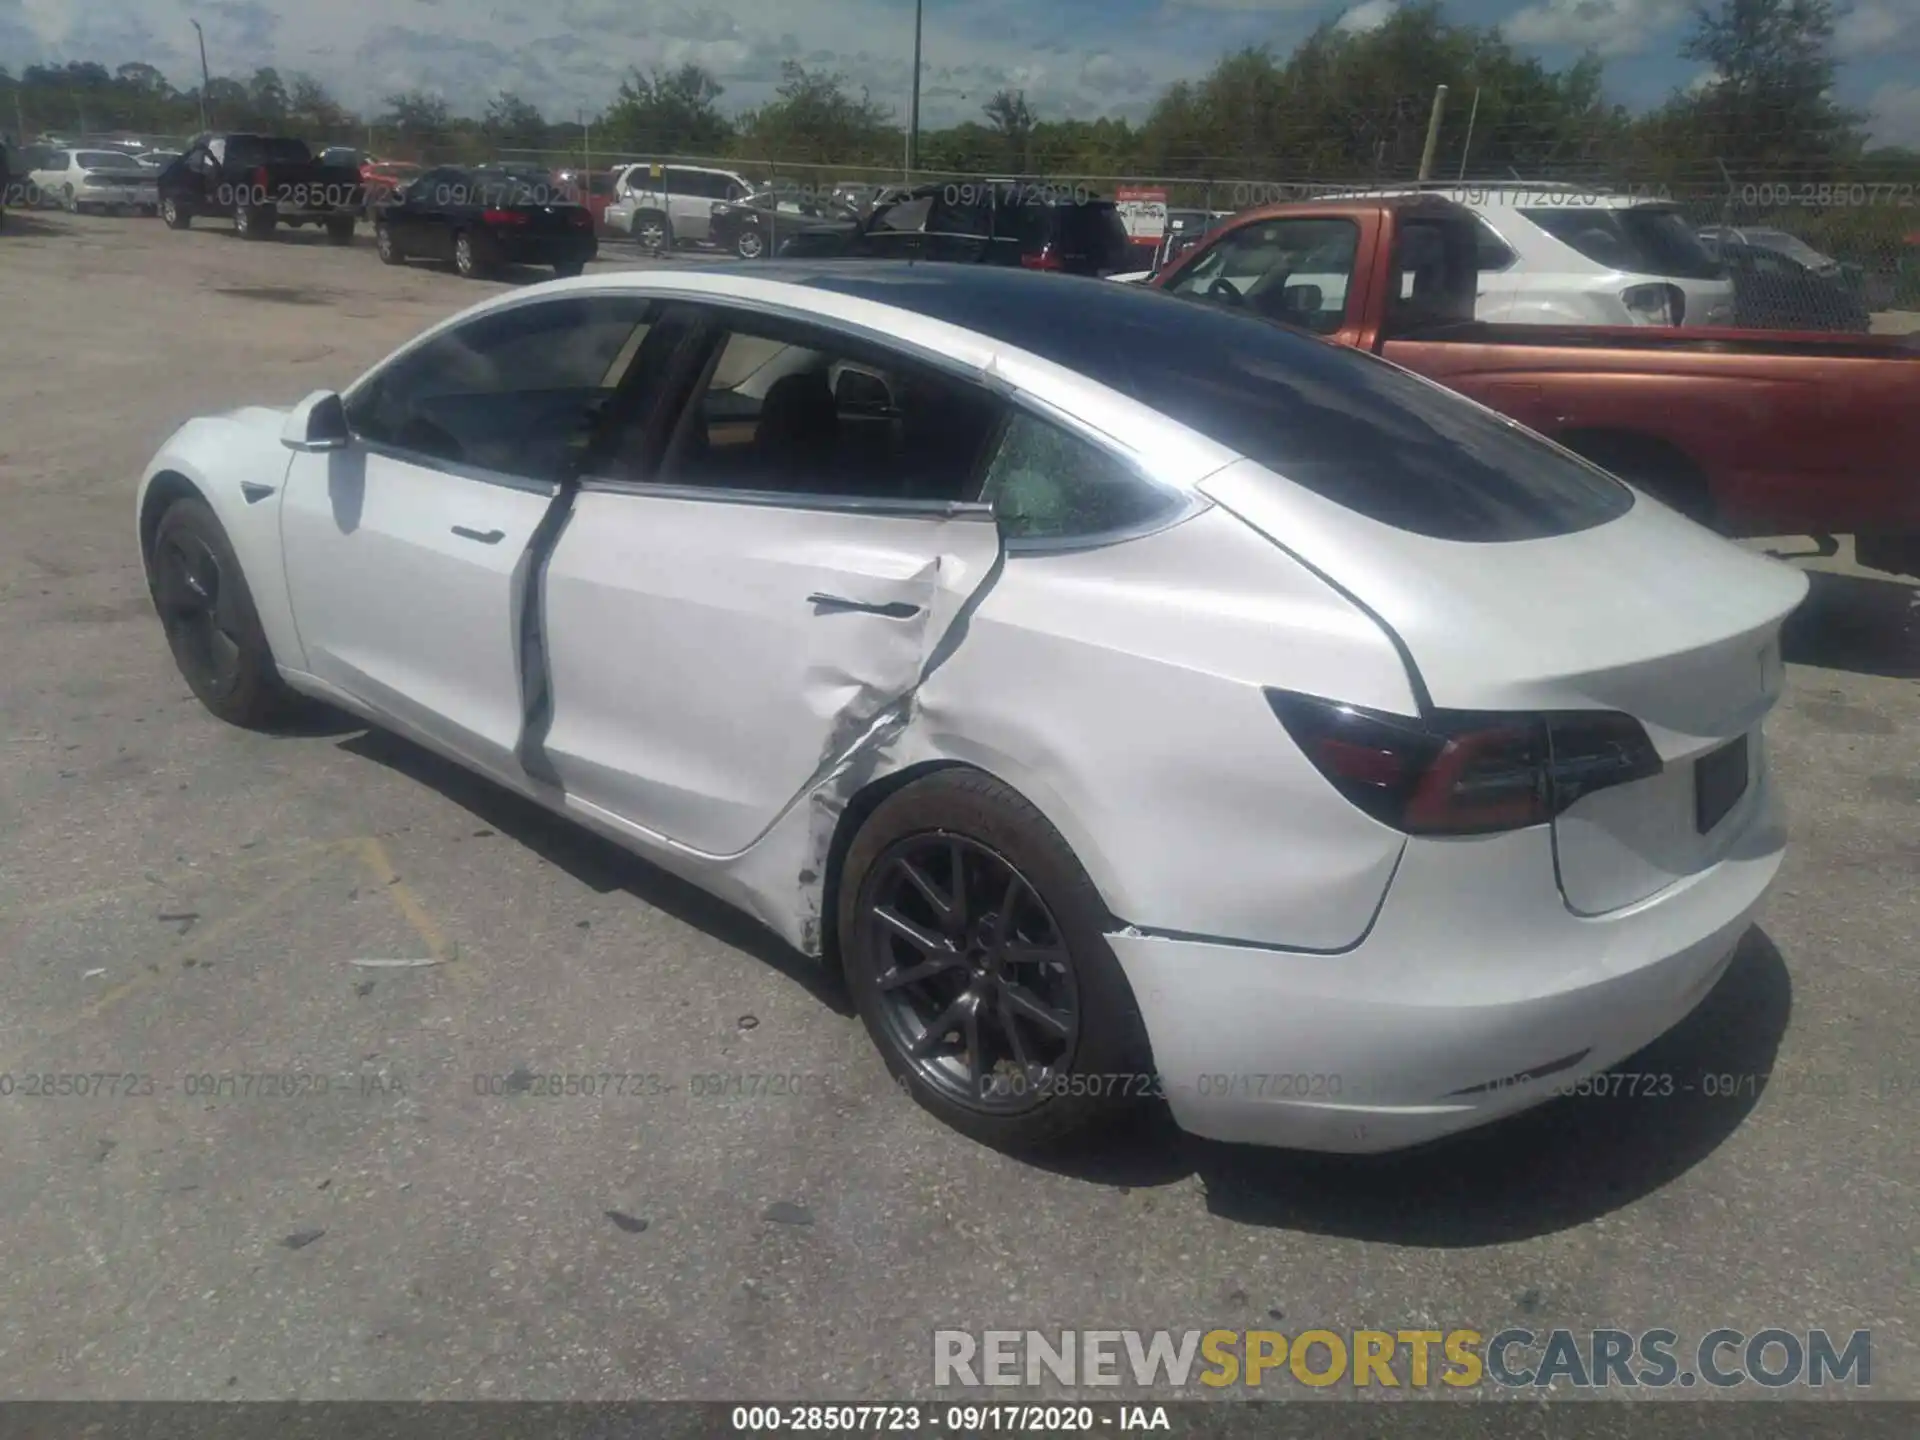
xmin=553 ymin=258 xmax=585 ymax=278
xmin=325 ymin=216 xmax=355 ymax=245
xmin=234 ymin=200 xmax=278 ymax=239
xmin=374 ymin=220 xmax=404 ymax=265
xmin=149 ymin=496 xmax=295 ymax=728
xmin=838 ymin=769 xmax=1154 ymax=1152
xmin=735 ymin=226 xmax=765 ymax=260
xmin=162 ymin=196 xmax=190 ymax=229
xmin=454 ymin=228 xmax=493 ymax=278
xmin=632 ymin=210 xmax=671 ymax=253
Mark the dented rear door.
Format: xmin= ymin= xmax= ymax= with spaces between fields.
xmin=534 ymin=488 xmax=1002 ymax=856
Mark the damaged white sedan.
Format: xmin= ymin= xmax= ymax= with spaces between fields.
xmin=137 ymin=263 xmax=1805 ymax=1155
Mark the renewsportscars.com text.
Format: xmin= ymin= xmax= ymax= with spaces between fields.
xmin=933 ymin=1327 xmax=1871 ymax=1390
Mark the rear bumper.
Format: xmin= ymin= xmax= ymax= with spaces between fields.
xmin=495 ymin=234 xmax=597 ymax=264
xmin=79 ymin=185 xmax=156 ymax=206
xmin=1109 ymin=765 xmax=1785 ymax=1153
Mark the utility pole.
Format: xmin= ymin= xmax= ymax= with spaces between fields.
xmin=1416 ymin=83 xmax=1447 ymax=183
xmin=1456 ymin=87 xmax=1481 ymax=181
xmin=907 ymin=0 xmax=923 ymax=179
xmin=191 ymin=19 xmax=211 ymax=131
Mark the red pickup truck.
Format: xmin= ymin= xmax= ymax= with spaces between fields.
xmin=1149 ymin=194 xmax=1920 ymax=577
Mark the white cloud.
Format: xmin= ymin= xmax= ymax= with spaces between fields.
xmin=1502 ymin=0 xmax=1690 ymax=58
xmin=0 ymin=0 xmax=1219 ymax=126
xmin=1682 ymin=66 xmax=1720 ymax=95
xmin=1335 ymin=0 xmax=1397 ymax=32
xmin=1162 ymin=0 xmax=1320 ymax=10
xmin=1866 ymin=79 xmax=1920 ymax=145
xmin=1835 ymin=0 xmax=1919 ymax=58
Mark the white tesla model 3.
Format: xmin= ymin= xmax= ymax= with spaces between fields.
xmin=135 ymin=262 xmax=1806 ymax=1155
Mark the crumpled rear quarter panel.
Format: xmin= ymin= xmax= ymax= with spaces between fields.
xmin=905 ymin=505 xmax=1416 ymax=952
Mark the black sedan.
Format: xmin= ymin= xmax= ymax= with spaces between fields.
xmin=373 ymin=165 xmax=597 ymax=280
xmin=1698 ymin=233 xmax=1871 ymax=332
xmin=708 ymin=188 xmax=846 ymax=260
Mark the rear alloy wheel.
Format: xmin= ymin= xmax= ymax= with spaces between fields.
xmin=840 ymin=770 xmax=1154 ymax=1152
xmin=234 ymin=201 xmax=275 ymax=239
xmin=150 ymin=497 xmax=295 ymax=728
xmin=375 ymin=220 xmax=404 ymax=265
xmin=454 ymin=229 xmax=493 ymax=278
xmin=735 ymin=227 xmax=764 ymax=260
xmin=162 ymin=196 xmax=190 ymax=229
xmin=633 ymin=212 xmax=671 ymax=253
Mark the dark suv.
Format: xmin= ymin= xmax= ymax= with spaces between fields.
xmin=777 ymin=182 xmax=1135 ymax=276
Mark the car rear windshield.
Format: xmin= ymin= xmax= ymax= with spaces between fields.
xmin=1047 ymin=201 xmax=1136 ymax=272
xmin=805 ymin=268 xmax=1634 ymax=542
xmin=80 ymin=151 xmax=144 ymax=169
xmin=1520 ymin=205 xmax=1725 ymax=279
xmin=227 ymin=137 xmax=313 ymax=167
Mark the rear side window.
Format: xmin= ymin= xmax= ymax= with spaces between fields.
xmin=979 ymin=412 xmax=1183 ymax=542
xmin=1520 ymin=206 xmax=1725 ymax=279
xmin=227 ymin=137 xmax=313 ymax=167
xmin=1138 ymin=333 xmax=1632 ymax=540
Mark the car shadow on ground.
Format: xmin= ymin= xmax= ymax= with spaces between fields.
xmin=324 ymin=718 xmax=1787 ymax=1240
xmin=0 ymin=210 xmax=69 ymax=238
xmin=334 ymin=725 xmax=855 ymax=1017
xmin=1778 ymin=568 xmax=1920 ymax=680
xmin=1033 ymin=927 xmax=1793 ymax=1246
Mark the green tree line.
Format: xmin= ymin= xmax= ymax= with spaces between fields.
xmin=5 ymin=0 xmax=1915 ymax=191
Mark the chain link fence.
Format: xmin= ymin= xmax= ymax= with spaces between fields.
xmin=13 ymin=116 xmax=1918 ymax=322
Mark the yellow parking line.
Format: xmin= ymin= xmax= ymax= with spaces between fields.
xmin=353 ymin=836 xmax=474 ymax=989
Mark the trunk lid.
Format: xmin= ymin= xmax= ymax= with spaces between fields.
xmin=1203 ymin=458 xmax=1807 ymax=914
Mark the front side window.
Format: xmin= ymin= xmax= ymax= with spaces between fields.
xmin=1165 ymin=218 xmax=1358 ymax=334
xmin=979 ymin=412 xmax=1184 ymax=542
xmin=658 ymin=311 xmax=1001 ymax=502
xmin=344 ymin=296 xmax=655 ymax=481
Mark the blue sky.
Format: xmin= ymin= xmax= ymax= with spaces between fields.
xmin=4 ymin=0 xmax=1917 ymax=144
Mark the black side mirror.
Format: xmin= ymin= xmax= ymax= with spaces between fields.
xmin=282 ymin=390 xmax=350 ymax=451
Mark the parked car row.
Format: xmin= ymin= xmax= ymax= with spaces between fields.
xmin=9 ymin=143 xmax=162 ymax=213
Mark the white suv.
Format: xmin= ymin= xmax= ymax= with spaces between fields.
xmin=1345 ymin=183 xmax=1736 ymax=327
xmin=608 ymin=162 xmax=752 ymax=251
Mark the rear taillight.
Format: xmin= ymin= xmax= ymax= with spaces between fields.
xmin=1621 ymin=282 xmax=1684 ymax=325
xmin=254 ymin=165 xmax=270 ymax=190
xmin=1266 ymin=690 xmax=1662 ymax=836
xmin=1021 ymin=245 xmax=1063 ymax=271
xmin=482 ymin=208 xmax=528 ymax=226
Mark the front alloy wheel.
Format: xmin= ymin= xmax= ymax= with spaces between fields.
xmin=736 ymin=227 xmax=764 ymax=259
xmin=858 ymin=833 xmax=1080 ymax=1113
xmin=154 ymin=530 xmax=244 ymax=698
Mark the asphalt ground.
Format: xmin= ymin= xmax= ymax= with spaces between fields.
xmin=0 ymin=208 xmax=1915 ymax=1402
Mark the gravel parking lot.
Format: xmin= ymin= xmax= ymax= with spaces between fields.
xmin=1 ymin=209 xmax=1916 ymax=1402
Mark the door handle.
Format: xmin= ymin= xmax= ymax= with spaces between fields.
xmin=452 ymin=526 xmax=505 ymax=544
xmin=808 ymin=592 xmax=921 ymax=620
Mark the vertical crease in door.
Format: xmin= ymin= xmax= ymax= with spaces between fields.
xmin=513 ymin=485 xmax=582 ymax=786
xmin=730 ymin=525 xmax=1007 ymax=955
